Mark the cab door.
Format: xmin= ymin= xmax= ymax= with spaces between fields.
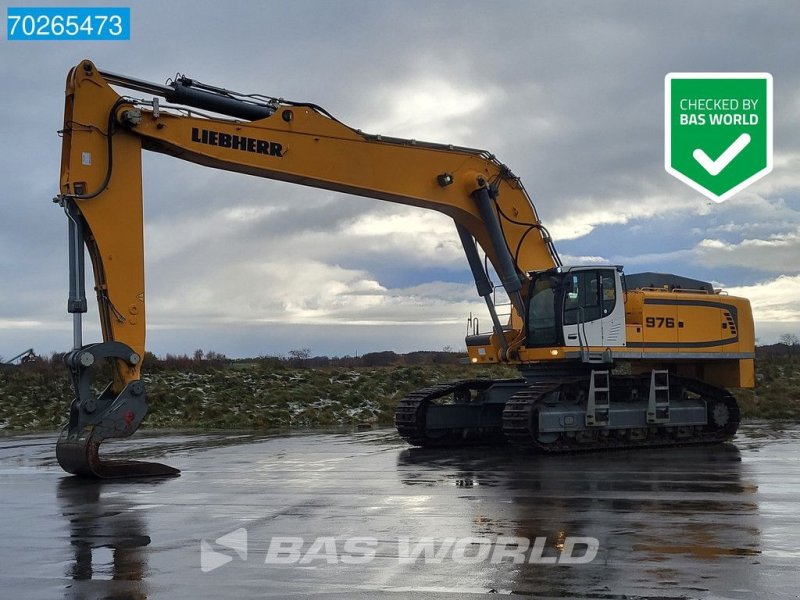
xmin=562 ymin=270 xmax=604 ymax=347
xmin=600 ymin=269 xmax=626 ymax=347
xmin=561 ymin=268 xmax=626 ymax=348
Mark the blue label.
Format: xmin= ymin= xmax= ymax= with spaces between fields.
xmin=6 ymin=7 xmax=130 ymax=40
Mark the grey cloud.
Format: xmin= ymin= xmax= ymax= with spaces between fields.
xmin=1 ymin=0 xmax=799 ymax=355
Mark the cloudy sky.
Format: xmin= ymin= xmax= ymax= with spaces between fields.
xmin=1 ymin=0 xmax=799 ymax=359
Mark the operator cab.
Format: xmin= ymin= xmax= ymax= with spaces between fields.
xmin=526 ymin=266 xmax=626 ymax=349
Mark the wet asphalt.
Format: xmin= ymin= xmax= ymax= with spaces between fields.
xmin=0 ymin=423 xmax=798 ymax=599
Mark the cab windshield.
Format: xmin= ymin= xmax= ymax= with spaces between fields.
xmin=527 ymin=273 xmax=559 ymax=346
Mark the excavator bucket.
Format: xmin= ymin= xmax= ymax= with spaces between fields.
xmin=57 ymin=432 xmax=179 ymax=479
xmin=56 ymin=342 xmax=180 ymax=479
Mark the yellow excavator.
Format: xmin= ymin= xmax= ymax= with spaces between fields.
xmin=55 ymin=60 xmax=754 ymax=478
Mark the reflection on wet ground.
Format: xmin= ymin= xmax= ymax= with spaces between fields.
xmin=58 ymin=478 xmax=152 ymax=600
xmin=0 ymin=422 xmax=798 ymax=599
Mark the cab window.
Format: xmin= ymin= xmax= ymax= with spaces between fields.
xmin=527 ymin=275 xmax=558 ymax=345
xmin=600 ymin=269 xmax=617 ymax=316
xmin=563 ymin=271 xmax=602 ymax=325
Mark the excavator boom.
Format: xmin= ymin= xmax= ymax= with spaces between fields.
xmin=56 ymin=60 xmax=557 ymax=477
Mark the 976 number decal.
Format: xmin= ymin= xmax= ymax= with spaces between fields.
xmin=645 ymin=317 xmax=675 ymax=328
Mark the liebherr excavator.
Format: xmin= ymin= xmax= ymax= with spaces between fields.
xmin=56 ymin=60 xmax=754 ymax=478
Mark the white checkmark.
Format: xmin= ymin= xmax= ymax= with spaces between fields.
xmin=692 ymin=133 xmax=751 ymax=176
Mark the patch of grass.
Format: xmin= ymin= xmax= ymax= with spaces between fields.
xmin=1 ymin=356 xmax=797 ymax=432
xmin=734 ymin=356 xmax=800 ymax=420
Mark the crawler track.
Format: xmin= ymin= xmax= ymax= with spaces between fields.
xmin=394 ymin=379 xmax=517 ymax=447
xmin=502 ymin=375 xmax=740 ymax=453
xmin=395 ymin=375 xmax=740 ymax=453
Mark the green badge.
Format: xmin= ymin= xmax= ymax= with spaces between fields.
xmin=665 ymin=73 xmax=772 ymax=202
